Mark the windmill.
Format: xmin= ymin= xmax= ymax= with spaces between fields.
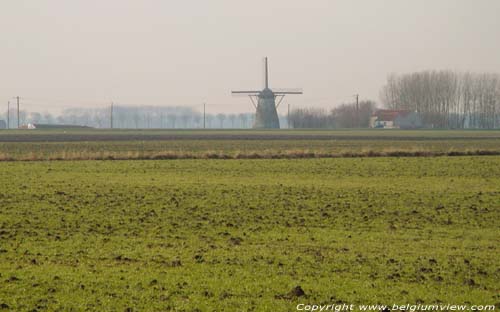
xmin=232 ymin=57 xmax=303 ymax=129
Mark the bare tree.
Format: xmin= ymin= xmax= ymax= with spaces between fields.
xmin=206 ymin=114 xmax=214 ymax=128
xmin=238 ymin=113 xmax=248 ymax=128
xmin=167 ymin=114 xmax=177 ymax=129
xmin=289 ymin=101 xmax=376 ymax=129
xmin=380 ymin=70 xmax=500 ymax=128
xmin=227 ymin=114 xmax=236 ymax=128
xmin=180 ymin=113 xmax=191 ymax=128
xmin=216 ymin=113 xmax=226 ymax=128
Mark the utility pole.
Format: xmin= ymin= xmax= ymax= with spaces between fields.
xmin=110 ymin=102 xmax=114 ymax=129
xmin=288 ymin=103 xmax=291 ymax=129
xmin=7 ymin=101 xmax=10 ymax=129
xmin=203 ymin=103 xmax=206 ymax=129
xmin=16 ymin=96 xmax=20 ymax=129
xmin=354 ymin=94 xmax=359 ymax=128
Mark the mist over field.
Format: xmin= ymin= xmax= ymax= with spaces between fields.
xmin=1 ymin=0 xmax=500 ymax=114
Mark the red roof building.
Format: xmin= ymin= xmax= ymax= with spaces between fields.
xmin=370 ymin=109 xmax=423 ymax=129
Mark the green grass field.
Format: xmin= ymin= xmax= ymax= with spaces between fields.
xmin=0 ymin=156 xmax=499 ymax=311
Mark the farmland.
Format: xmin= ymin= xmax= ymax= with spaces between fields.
xmin=0 ymin=129 xmax=499 ymax=161
xmin=0 ymin=154 xmax=499 ymax=311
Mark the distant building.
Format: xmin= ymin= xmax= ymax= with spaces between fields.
xmin=370 ymin=110 xmax=423 ymax=129
xmin=33 ymin=124 xmax=93 ymax=129
xmin=0 ymin=120 xmax=6 ymax=129
xmin=19 ymin=123 xmax=37 ymax=130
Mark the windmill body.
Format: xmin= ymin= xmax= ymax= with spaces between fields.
xmin=232 ymin=57 xmax=302 ymax=129
xmin=254 ymin=88 xmax=280 ymax=128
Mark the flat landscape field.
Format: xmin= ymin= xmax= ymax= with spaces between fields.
xmin=0 ymin=156 xmax=499 ymax=311
xmin=0 ymin=129 xmax=499 ymax=160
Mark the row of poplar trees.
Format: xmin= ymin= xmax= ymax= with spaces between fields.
xmin=380 ymin=71 xmax=500 ymax=129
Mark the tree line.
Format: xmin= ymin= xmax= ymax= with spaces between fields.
xmin=1 ymin=106 xmax=263 ymax=129
xmin=289 ymin=101 xmax=377 ymax=128
xmin=380 ymin=71 xmax=500 ymax=128
xmin=1 ymin=101 xmax=377 ymax=129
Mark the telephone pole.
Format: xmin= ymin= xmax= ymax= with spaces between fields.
xmin=110 ymin=102 xmax=114 ymax=129
xmin=16 ymin=96 xmax=20 ymax=128
xmin=6 ymin=101 xmax=10 ymax=129
xmin=354 ymin=94 xmax=359 ymax=128
xmin=203 ymin=103 xmax=206 ymax=129
xmin=288 ymin=103 xmax=291 ymax=129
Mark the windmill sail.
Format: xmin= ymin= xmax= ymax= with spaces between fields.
xmin=264 ymin=57 xmax=269 ymax=89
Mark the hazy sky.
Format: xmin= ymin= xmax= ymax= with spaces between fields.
xmin=1 ymin=0 xmax=500 ymax=114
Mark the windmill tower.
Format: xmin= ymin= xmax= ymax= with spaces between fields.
xmin=232 ymin=57 xmax=302 ymax=129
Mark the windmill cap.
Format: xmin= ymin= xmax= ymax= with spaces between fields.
xmin=261 ymin=88 xmax=274 ymax=97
